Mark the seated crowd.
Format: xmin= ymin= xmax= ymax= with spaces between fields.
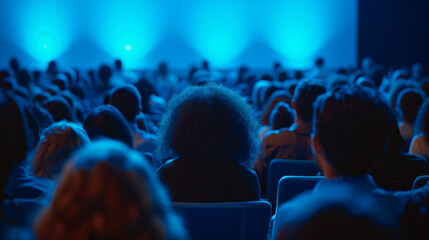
xmin=0 ymin=56 xmax=429 ymax=239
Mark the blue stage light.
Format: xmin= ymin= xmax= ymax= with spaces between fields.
xmin=8 ymin=0 xmax=73 ymax=65
xmin=90 ymin=0 xmax=161 ymax=68
xmin=184 ymin=0 xmax=253 ymax=67
xmin=124 ymin=44 xmax=132 ymax=51
xmin=0 ymin=0 xmax=357 ymax=69
xmin=263 ymin=0 xmax=357 ymax=68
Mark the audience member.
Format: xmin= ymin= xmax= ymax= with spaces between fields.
xmin=41 ymin=96 xmax=75 ymax=122
xmin=34 ymin=140 xmax=187 ymax=240
xmin=369 ymin=97 xmax=429 ymax=190
xmin=396 ymin=88 xmax=425 ymax=146
xmin=270 ymin=102 xmax=295 ymax=131
xmin=156 ymin=83 xmax=261 ymax=202
xmin=255 ymin=79 xmax=326 ymax=195
xmin=84 ymin=105 xmax=133 ymax=148
xmin=109 ymin=85 xmax=156 ymax=153
xmin=32 ymin=121 xmax=90 ymax=180
xmin=293 ymin=84 xmax=429 ymax=238
xmin=410 ymin=99 xmax=429 ymax=160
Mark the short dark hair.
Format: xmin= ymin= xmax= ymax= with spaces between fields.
xmin=397 ymin=88 xmax=424 ymax=124
xmin=41 ymin=96 xmax=75 ymax=122
xmin=293 ymin=79 xmax=327 ymax=123
xmin=109 ymin=85 xmax=142 ymax=122
xmin=314 ymin=84 xmax=391 ymax=176
xmin=84 ymin=105 xmax=134 ymax=147
xmin=270 ymin=102 xmax=294 ymax=130
xmin=98 ymin=64 xmax=112 ymax=82
xmin=156 ymin=83 xmax=259 ymax=167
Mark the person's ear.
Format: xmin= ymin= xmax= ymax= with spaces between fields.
xmin=312 ymin=134 xmax=338 ymax=179
xmin=311 ymin=134 xmax=323 ymax=155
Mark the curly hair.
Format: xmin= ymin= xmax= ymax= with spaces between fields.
xmin=156 ymin=83 xmax=259 ymax=167
xmin=35 ymin=140 xmax=187 ymax=240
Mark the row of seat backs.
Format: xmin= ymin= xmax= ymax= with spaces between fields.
xmin=274 ymin=174 xmax=429 ymax=215
xmin=172 ymin=175 xmax=429 ymax=240
xmin=267 ymin=159 xmax=320 ymax=212
xmin=173 ymin=201 xmax=272 ymax=240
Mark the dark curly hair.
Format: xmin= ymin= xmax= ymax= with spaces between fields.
xmin=156 ymin=83 xmax=259 ymax=167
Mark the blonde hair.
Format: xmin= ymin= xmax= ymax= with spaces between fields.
xmin=32 ymin=121 xmax=90 ymax=179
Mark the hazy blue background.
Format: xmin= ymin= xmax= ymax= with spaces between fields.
xmin=0 ymin=0 xmax=357 ymax=69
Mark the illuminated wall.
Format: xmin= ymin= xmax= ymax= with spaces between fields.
xmin=0 ymin=0 xmax=357 ymax=69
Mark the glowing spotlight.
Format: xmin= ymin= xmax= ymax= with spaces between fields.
xmin=124 ymin=44 xmax=132 ymax=51
xmin=34 ymin=31 xmax=60 ymax=61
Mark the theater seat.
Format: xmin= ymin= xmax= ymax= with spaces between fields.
xmin=276 ymin=176 xmax=324 ymax=210
xmin=267 ymin=159 xmax=320 ymax=211
xmin=173 ymin=201 xmax=272 ymax=240
xmin=412 ymin=175 xmax=429 ymax=189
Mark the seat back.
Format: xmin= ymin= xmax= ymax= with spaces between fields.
xmin=413 ymin=175 xmax=429 ymax=189
xmin=173 ymin=201 xmax=272 ymax=240
xmin=276 ymin=176 xmax=324 ymax=210
xmin=267 ymin=159 xmax=320 ymax=210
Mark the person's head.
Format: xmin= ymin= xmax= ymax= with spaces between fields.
xmin=312 ymin=85 xmax=391 ymax=177
xmin=52 ymin=73 xmax=69 ymax=91
xmin=41 ymin=96 xmax=75 ymax=122
xmin=9 ymin=57 xmax=20 ymax=73
xmin=355 ymin=76 xmax=375 ymax=88
xmin=414 ymin=99 xmax=429 ymax=143
xmin=135 ymin=78 xmax=157 ymax=113
xmin=114 ymin=59 xmax=123 ymax=71
xmin=292 ymin=79 xmax=327 ymax=124
xmin=46 ymin=61 xmax=58 ymax=75
xmin=315 ymin=57 xmax=324 ymax=68
xmin=270 ymin=102 xmax=295 ymax=130
xmin=202 ymin=60 xmax=209 ymax=71
xmin=397 ymin=88 xmax=425 ymax=124
xmin=17 ymin=69 xmax=31 ymax=88
xmin=388 ymin=80 xmax=420 ymax=112
xmin=391 ymin=69 xmax=408 ymax=81
xmin=158 ymin=62 xmax=169 ymax=77
xmin=156 ymin=83 xmax=258 ymax=167
xmin=84 ymin=105 xmax=133 ymax=148
xmin=0 ymin=76 xmax=15 ymax=90
xmin=361 ymin=57 xmax=375 ymax=74
xmin=32 ymin=121 xmax=90 ymax=180
xmin=109 ymin=85 xmax=142 ymax=122
xmin=35 ymin=140 xmax=186 ymax=240
xmin=261 ymin=90 xmax=292 ymax=126
xmin=98 ymin=64 xmax=112 ymax=83
xmin=412 ymin=63 xmax=424 ymax=80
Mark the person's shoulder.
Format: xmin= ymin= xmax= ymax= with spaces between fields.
xmin=399 ymin=152 xmax=429 ymax=165
xmin=412 ymin=134 xmax=427 ymax=144
xmin=263 ymin=128 xmax=294 ymax=140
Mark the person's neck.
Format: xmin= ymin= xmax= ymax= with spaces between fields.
xmin=293 ymin=119 xmax=310 ymax=129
